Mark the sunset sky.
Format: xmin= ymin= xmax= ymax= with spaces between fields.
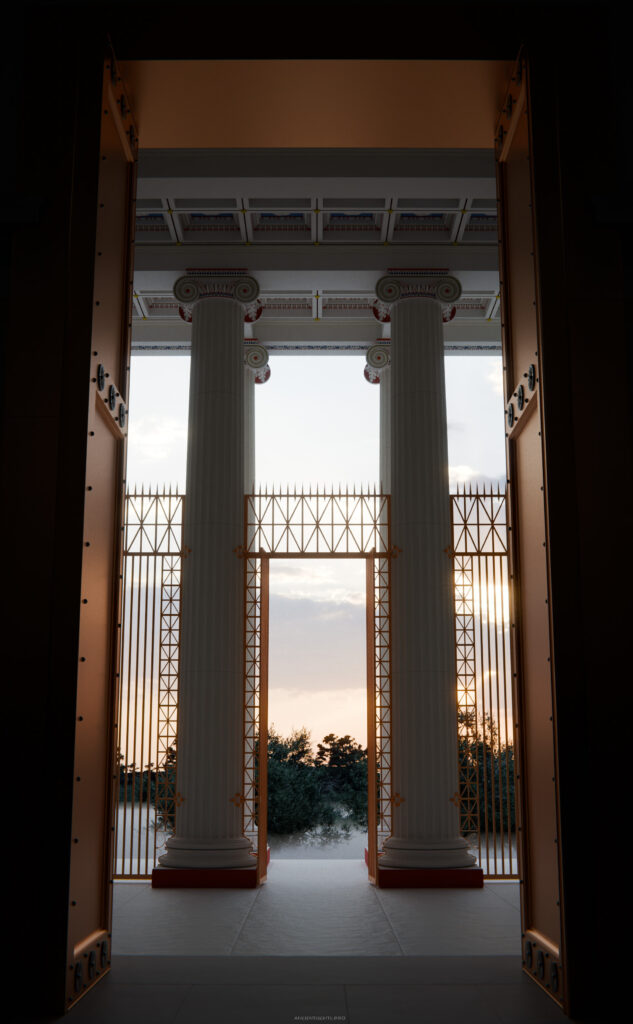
xmin=126 ymin=353 xmax=506 ymax=749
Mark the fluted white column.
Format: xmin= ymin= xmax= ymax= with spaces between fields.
xmin=243 ymin=344 xmax=270 ymax=494
xmin=161 ymin=281 xmax=257 ymax=869
xmin=244 ymin=366 xmax=256 ymax=493
xmin=380 ymin=363 xmax=391 ymax=494
xmin=380 ymin=286 xmax=475 ymax=870
xmin=365 ymin=343 xmax=391 ymax=494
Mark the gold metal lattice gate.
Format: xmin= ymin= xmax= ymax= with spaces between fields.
xmin=114 ymin=490 xmax=182 ymax=877
xmin=452 ymin=486 xmax=517 ymax=878
xmin=241 ymin=488 xmax=393 ymax=883
xmin=114 ymin=486 xmax=517 ymax=880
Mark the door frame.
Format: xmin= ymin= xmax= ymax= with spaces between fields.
xmin=9 ymin=7 xmax=626 ymax=1018
xmin=244 ymin=548 xmax=390 ymax=886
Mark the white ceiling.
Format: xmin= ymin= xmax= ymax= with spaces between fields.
xmin=132 ymin=149 xmax=501 ymax=356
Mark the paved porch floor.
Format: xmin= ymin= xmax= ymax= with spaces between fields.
xmin=32 ymin=861 xmax=573 ymax=1023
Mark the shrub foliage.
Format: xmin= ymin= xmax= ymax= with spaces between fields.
xmin=267 ymin=728 xmax=367 ymax=834
xmin=117 ymin=716 xmax=516 ymax=838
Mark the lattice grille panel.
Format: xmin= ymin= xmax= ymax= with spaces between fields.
xmin=115 ymin=491 xmax=183 ymax=878
xmin=374 ymin=555 xmax=393 ymax=848
xmin=454 ymin=552 xmax=479 ymax=835
xmin=246 ymin=489 xmax=390 ymax=555
xmin=155 ymin=554 xmax=181 ymax=852
xmin=243 ymin=557 xmax=262 ymax=848
xmin=451 ymin=488 xmax=517 ymax=878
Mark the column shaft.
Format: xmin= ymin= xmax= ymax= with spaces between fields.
xmin=160 ymin=296 xmax=253 ymax=868
xmin=244 ymin=366 xmax=256 ymax=493
xmin=379 ymin=363 xmax=391 ymax=493
xmin=381 ymin=297 xmax=475 ymax=869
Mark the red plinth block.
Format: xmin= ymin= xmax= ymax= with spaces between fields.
xmin=151 ymin=866 xmax=258 ymax=889
xmin=377 ymin=864 xmax=484 ymax=888
xmin=151 ymin=847 xmax=270 ymax=888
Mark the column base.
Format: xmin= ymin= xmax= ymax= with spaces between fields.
xmin=152 ymin=865 xmax=258 ymax=889
xmin=377 ymin=864 xmax=484 ymax=888
xmin=364 ymin=848 xmax=483 ymax=887
xmin=158 ymin=835 xmax=255 ymax=869
xmin=379 ymin=836 xmax=477 ymax=869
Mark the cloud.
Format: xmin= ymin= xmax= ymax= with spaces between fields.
xmin=269 ymin=687 xmax=368 ymax=750
xmin=270 ymin=560 xmax=365 ymax=606
xmin=269 ymin=594 xmax=367 ymax=697
xmin=450 ymin=464 xmax=481 ymax=487
xmin=269 ymin=593 xmax=365 ymax=631
xmin=487 ymin=361 xmax=504 ymax=397
xmin=127 ymin=414 xmax=187 ymax=463
xmin=449 ymin=465 xmax=506 ymax=490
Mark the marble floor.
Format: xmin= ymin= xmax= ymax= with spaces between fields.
xmin=112 ymin=859 xmax=522 ymax=957
xmin=28 ymin=861 xmax=574 ymax=1023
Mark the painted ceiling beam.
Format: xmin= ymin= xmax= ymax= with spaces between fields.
xmin=133 ymin=244 xmax=498 ymax=273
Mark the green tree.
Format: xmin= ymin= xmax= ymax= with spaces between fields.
xmin=458 ymin=711 xmax=516 ymax=835
xmin=315 ymin=733 xmax=368 ymax=826
xmin=266 ymin=728 xmax=369 ymax=835
xmin=154 ymin=745 xmax=177 ymax=832
xmin=128 ymin=727 xmax=372 ymax=839
xmin=118 ymin=754 xmax=157 ymax=803
xmin=266 ymin=726 xmax=334 ymax=834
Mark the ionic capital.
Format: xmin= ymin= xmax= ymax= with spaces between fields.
xmin=364 ymin=343 xmax=390 ymax=384
xmin=174 ymin=272 xmax=260 ymax=322
xmin=375 ymin=273 xmax=462 ymax=307
xmin=244 ymin=343 xmax=271 ymax=384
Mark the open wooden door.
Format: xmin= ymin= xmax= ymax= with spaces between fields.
xmin=496 ymin=55 xmax=565 ymax=1011
xmin=65 ymin=47 xmax=137 ymax=1010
